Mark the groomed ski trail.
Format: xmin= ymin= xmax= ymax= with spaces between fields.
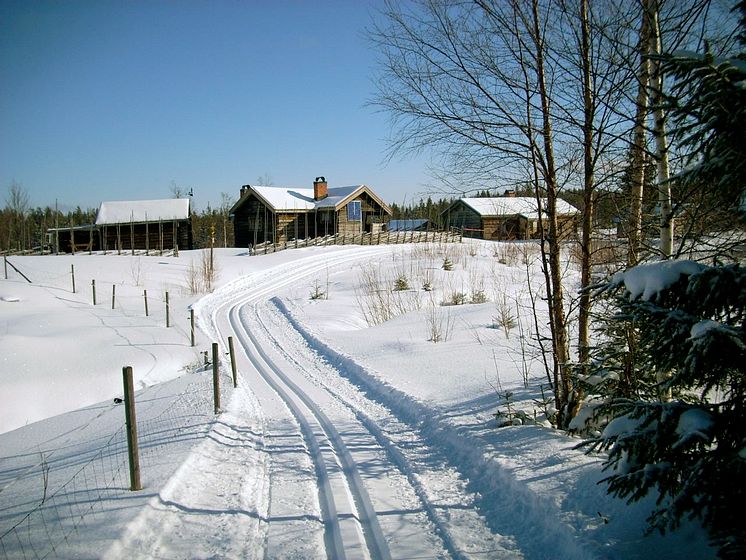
xmin=107 ymin=246 xmax=597 ymax=559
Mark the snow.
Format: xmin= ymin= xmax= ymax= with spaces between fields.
xmin=674 ymin=408 xmax=714 ymax=448
xmin=602 ymin=413 xmax=645 ymax=439
xmin=690 ymin=319 xmax=721 ymax=340
xmin=612 ymin=259 xmax=707 ymax=300
xmin=95 ymin=198 xmax=191 ymax=224
xmin=0 ymin=244 xmax=717 ymax=558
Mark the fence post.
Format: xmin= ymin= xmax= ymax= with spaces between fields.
xmin=212 ymin=342 xmax=221 ymax=414
xmin=122 ymin=366 xmax=142 ymax=491
xmin=3 ymin=256 xmax=6 ymax=280
xmin=92 ymin=279 xmax=97 ymax=305
xmin=165 ymin=291 xmax=170 ymax=327
xmin=228 ymin=336 xmax=237 ymax=388
xmin=112 ymin=284 xmax=116 ymax=310
xmin=190 ymin=308 xmax=195 ymax=347
xmin=71 ymin=264 xmax=76 ymax=293
xmin=144 ymin=289 xmax=149 ymax=316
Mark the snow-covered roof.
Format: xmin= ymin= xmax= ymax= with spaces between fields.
xmin=235 ymin=184 xmax=391 ymax=214
xmin=95 ymin=199 xmax=191 ymax=225
xmin=458 ymin=197 xmax=578 ymax=219
xmin=250 ymin=185 xmax=316 ymax=211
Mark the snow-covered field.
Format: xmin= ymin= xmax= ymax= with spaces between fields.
xmin=0 ymin=243 xmax=716 ymax=558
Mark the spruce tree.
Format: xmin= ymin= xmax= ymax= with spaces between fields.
xmin=581 ymin=5 xmax=746 ymax=556
xmin=583 ymin=262 xmax=746 ymax=557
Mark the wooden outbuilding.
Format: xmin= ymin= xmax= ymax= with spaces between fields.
xmin=47 ymin=224 xmax=100 ymax=254
xmin=230 ymin=177 xmax=392 ymax=248
xmin=94 ymin=198 xmax=193 ymax=252
xmin=441 ymin=196 xmax=578 ymax=240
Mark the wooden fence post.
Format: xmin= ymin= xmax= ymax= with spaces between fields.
xmin=212 ymin=342 xmax=221 ymax=413
xmin=190 ymin=308 xmax=195 ymax=347
xmin=228 ymin=336 xmax=237 ymax=388
xmin=112 ymin=284 xmax=116 ymax=309
xmin=122 ymin=366 xmax=142 ymax=491
xmin=71 ymin=264 xmax=76 ymax=293
xmin=3 ymin=256 xmax=7 ymax=280
xmin=165 ymin=291 xmax=170 ymax=327
xmin=143 ymin=289 xmax=149 ymax=316
xmin=92 ymin=279 xmax=96 ymax=305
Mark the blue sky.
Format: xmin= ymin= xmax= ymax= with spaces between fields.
xmin=0 ymin=0 xmax=434 ymax=211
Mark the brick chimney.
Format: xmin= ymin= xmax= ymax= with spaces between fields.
xmin=313 ymin=176 xmax=328 ymax=200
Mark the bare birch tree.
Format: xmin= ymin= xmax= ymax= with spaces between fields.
xmin=5 ymin=181 xmax=30 ymax=251
xmin=370 ymin=0 xmax=582 ymax=424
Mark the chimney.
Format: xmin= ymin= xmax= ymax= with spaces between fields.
xmin=240 ymin=184 xmax=250 ymax=197
xmin=503 ymin=189 xmax=516 ymax=197
xmin=313 ymin=176 xmax=328 ymax=200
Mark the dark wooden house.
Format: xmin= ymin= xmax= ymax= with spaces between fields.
xmin=441 ymin=196 xmax=578 ymax=240
xmin=230 ymin=177 xmax=392 ymax=248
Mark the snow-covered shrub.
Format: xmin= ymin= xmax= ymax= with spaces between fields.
xmin=309 ymin=279 xmax=326 ymax=300
xmin=470 ymin=290 xmax=488 ymax=304
xmin=393 ymin=275 xmax=409 ymax=291
xmin=425 ymin=300 xmax=452 ymax=342
xmin=444 ymin=291 xmax=467 ymax=306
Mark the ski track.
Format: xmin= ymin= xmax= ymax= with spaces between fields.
xmin=107 ymin=247 xmax=596 ymax=559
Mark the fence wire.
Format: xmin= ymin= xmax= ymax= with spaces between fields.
xmin=0 ymin=363 xmax=233 ymax=560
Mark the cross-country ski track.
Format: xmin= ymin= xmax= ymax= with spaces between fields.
xmin=105 ymin=247 xmax=595 ymax=560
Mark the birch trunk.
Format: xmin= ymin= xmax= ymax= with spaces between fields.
xmin=531 ymin=0 xmax=571 ymax=426
xmin=628 ymin=1 xmax=653 ymax=267
xmin=648 ymin=0 xmax=674 ymax=258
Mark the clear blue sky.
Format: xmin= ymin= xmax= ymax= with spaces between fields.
xmin=0 ymin=0 xmax=434 ymax=212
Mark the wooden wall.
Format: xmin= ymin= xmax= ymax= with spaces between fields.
xmin=234 ymin=196 xmax=271 ymax=248
xmin=443 ymin=202 xmax=481 ymax=238
xmin=100 ymin=220 xmax=192 ymax=251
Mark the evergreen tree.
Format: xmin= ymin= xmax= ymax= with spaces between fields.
xmin=583 ymin=263 xmax=746 ymax=557
xmin=581 ymin=6 xmax=746 ymax=556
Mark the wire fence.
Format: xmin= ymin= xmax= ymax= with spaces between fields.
xmin=0 ymin=359 xmax=235 ymax=560
xmin=1 ymin=254 xmax=201 ymax=347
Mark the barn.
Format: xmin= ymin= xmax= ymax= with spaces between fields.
xmin=94 ymin=198 xmax=193 ymax=252
xmin=230 ymin=177 xmax=392 ymax=248
xmin=441 ymin=196 xmax=578 ymax=240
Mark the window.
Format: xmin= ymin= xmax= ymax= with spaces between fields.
xmin=347 ymin=200 xmax=362 ymax=221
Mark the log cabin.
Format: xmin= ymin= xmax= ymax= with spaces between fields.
xmin=441 ymin=194 xmax=578 ymax=240
xmin=230 ymin=177 xmax=392 ymax=248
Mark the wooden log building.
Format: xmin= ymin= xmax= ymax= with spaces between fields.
xmin=230 ymin=177 xmax=392 ymax=248
xmin=441 ymin=193 xmax=578 ymax=240
xmin=95 ymin=199 xmax=193 ymax=252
